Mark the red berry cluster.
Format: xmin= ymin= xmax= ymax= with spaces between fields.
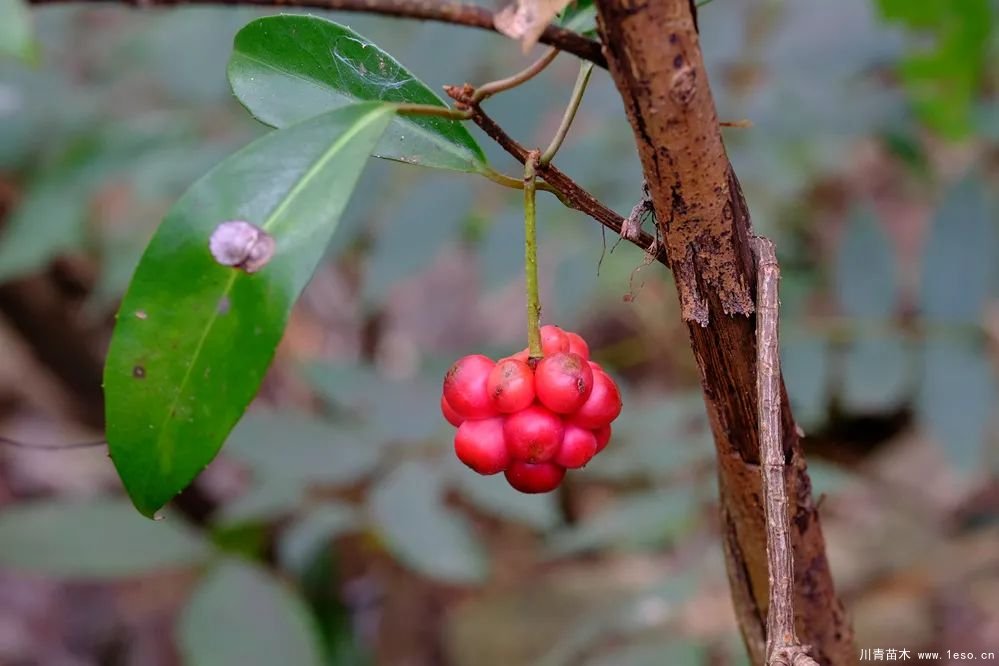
xmin=441 ymin=325 xmax=622 ymax=494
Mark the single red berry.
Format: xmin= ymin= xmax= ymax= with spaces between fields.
xmin=535 ymin=352 xmax=594 ymax=414
xmin=503 ymin=405 xmax=564 ymax=463
xmin=443 ymin=354 xmax=496 ymax=419
xmin=454 ymin=418 xmax=510 ymax=475
xmin=487 ymin=358 xmax=535 ymax=413
xmin=540 ymin=324 xmax=570 ymax=356
xmin=441 ymin=395 xmax=464 ymax=427
xmin=565 ymin=331 xmax=590 ymax=360
xmin=509 ymin=348 xmax=530 ymax=363
xmin=588 ymin=360 xmax=607 ymax=376
xmin=570 ymin=370 xmax=622 ymax=428
xmin=593 ymin=424 xmax=612 ymax=452
xmin=504 ymin=461 xmax=566 ymax=494
xmin=555 ymin=424 xmax=598 ymax=468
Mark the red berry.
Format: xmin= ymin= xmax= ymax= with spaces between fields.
xmin=503 ymin=405 xmax=564 ymax=463
xmin=593 ymin=424 xmax=611 ymax=452
xmin=487 ymin=358 xmax=535 ymax=413
xmin=443 ymin=354 xmax=496 ymax=419
xmin=441 ymin=395 xmax=464 ymax=427
xmin=454 ymin=418 xmax=509 ymax=475
xmin=540 ymin=325 xmax=570 ymax=356
xmin=535 ymin=352 xmax=594 ymax=414
xmin=565 ymin=331 xmax=590 ymax=360
xmin=504 ymin=461 xmax=566 ymax=494
xmin=570 ymin=370 xmax=622 ymax=428
xmin=588 ymin=360 xmax=607 ymax=376
xmin=555 ymin=424 xmax=598 ymax=468
xmin=509 ymin=348 xmax=530 ymax=363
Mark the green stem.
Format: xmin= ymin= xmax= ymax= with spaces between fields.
xmin=481 ymin=167 xmax=569 ymax=205
xmin=473 ymin=48 xmax=559 ymax=102
xmin=524 ymin=151 xmax=543 ymax=360
xmin=539 ymin=62 xmax=593 ymax=166
xmin=394 ymin=103 xmax=472 ymax=120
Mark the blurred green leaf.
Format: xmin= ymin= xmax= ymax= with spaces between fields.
xmin=782 ymin=335 xmax=829 ymax=429
xmin=216 ymin=476 xmax=305 ymax=525
xmin=226 ymin=411 xmax=383 ymax=486
xmin=920 ymin=175 xmax=996 ymax=322
xmin=369 ymin=461 xmax=488 ymax=583
xmin=307 ymin=363 xmax=443 ymax=444
xmin=546 ymin=489 xmax=696 ymax=557
xmin=179 ymin=559 xmax=325 ymax=666
xmin=584 ymin=641 xmax=704 ymax=666
xmin=0 ymin=0 xmax=35 ymax=62
xmin=840 ymin=336 xmax=912 ymax=414
xmin=278 ymin=502 xmax=359 ymax=576
xmin=361 ymin=173 xmax=474 ymax=305
xmin=918 ymin=338 xmax=995 ymax=472
xmin=876 ymin=0 xmax=992 ymax=138
xmin=0 ymin=498 xmax=210 ymax=579
xmin=834 ymin=206 xmax=897 ymax=317
xmin=451 ymin=464 xmax=562 ymax=530
xmin=557 ymin=0 xmax=597 ymax=36
xmin=104 ymin=103 xmax=392 ymax=517
xmin=228 ymin=15 xmax=486 ymax=173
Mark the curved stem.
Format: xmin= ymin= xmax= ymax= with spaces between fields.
xmin=394 ymin=103 xmax=472 ymax=120
xmin=473 ymin=48 xmax=559 ymax=102
xmin=540 ymin=62 xmax=593 ymax=166
xmin=523 ymin=151 xmax=543 ymax=359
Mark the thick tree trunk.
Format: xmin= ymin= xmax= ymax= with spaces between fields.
xmin=592 ymin=1 xmax=856 ymax=663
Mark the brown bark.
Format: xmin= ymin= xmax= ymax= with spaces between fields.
xmin=592 ymin=0 xmax=856 ymax=663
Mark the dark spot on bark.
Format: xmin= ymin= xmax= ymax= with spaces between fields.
xmin=673 ymin=54 xmax=684 ymax=69
xmin=669 ymin=32 xmax=678 ymax=44
xmin=133 ymin=365 xmax=146 ymax=379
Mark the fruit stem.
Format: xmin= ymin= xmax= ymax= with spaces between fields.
xmin=524 ymin=151 xmax=543 ymax=360
xmin=539 ymin=62 xmax=593 ymax=167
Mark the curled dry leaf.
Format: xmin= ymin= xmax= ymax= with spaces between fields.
xmin=495 ymin=0 xmax=574 ymax=52
xmin=209 ymin=220 xmax=276 ymax=273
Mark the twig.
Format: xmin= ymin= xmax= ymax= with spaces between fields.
xmin=473 ymin=48 xmax=559 ymax=102
xmin=539 ymin=61 xmax=593 ymax=166
xmin=27 ymin=0 xmax=607 ymax=67
xmin=752 ymin=236 xmax=819 ymax=666
xmin=523 ymin=151 xmax=543 ymax=359
xmin=444 ymin=85 xmax=666 ymax=264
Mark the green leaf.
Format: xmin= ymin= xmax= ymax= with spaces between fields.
xmin=840 ymin=336 xmax=912 ymax=414
xmin=918 ymin=338 xmax=995 ymax=472
xmin=557 ymin=0 xmax=597 ymax=36
xmin=0 ymin=0 xmax=35 ymax=63
xmin=0 ymin=498 xmax=210 ymax=579
xmin=369 ymin=461 xmax=488 ymax=583
xmin=546 ymin=489 xmax=696 ymax=557
xmin=781 ymin=335 xmax=829 ymax=429
xmin=920 ymin=175 xmax=996 ymax=322
xmin=179 ymin=559 xmax=325 ymax=666
xmin=226 ymin=411 xmax=383 ymax=486
xmin=228 ymin=15 xmax=486 ymax=173
xmin=104 ymin=103 xmax=393 ymax=517
xmin=278 ymin=502 xmax=359 ymax=575
xmin=834 ymin=206 xmax=897 ymax=317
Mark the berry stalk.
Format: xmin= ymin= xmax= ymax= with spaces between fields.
xmin=524 ymin=151 xmax=543 ymax=360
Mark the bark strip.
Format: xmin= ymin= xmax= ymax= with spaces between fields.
xmin=593 ymin=0 xmax=856 ymax=663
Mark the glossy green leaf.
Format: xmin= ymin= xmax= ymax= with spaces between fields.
xmin=920 ymin=175 xmax=996 ymax=322
xmin=840 ymin=336 xmax=912 ymax=414
xmin=0 ymin=498 xmax=210 ymax=579
xmin=0 ymin=0 xmax=35 ymax=62
xmin=228 ymin=15 xmax=486 ymax=173
xmin=834 ymin=206 xmax=897 ymax=317
xmin=557 ymin=0 xmax=597 ymax=36
xmin=104 ymin=103 xmax=393 ymax=517
xmin=179 ymin=559 xmax=325 ymax=666
xmin=369 ymin=461 xmax=488 ymax=583
xmin=918 ymin=338 xmax=995 ymax=472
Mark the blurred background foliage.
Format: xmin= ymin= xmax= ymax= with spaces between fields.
xmin=0 ymin=0 xmax=998 ymax=664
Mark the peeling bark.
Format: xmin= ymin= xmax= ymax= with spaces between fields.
xmin=593 ymin=0 xmax=856 ymax=663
